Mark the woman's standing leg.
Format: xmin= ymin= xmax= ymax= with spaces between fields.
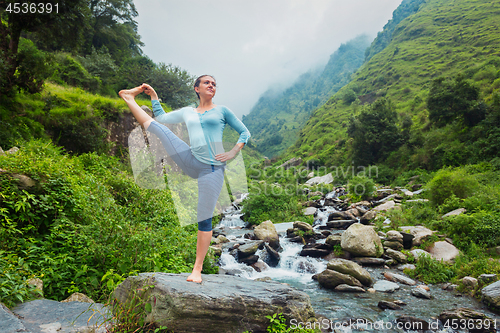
xmin=187 ymin=164 xmax=225 ymax=283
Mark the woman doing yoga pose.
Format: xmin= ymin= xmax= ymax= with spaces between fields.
xmin=119 ymin=75 xmax=250 ymax=283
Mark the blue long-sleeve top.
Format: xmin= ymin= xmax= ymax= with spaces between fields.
xmin=151 ymin=100 xmax=251 ymax=166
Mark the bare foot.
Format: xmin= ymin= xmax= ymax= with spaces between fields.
xmin=119 ymin=86 xmax=144 ymax=102
xmin=187 ymin=270 xmax=202 ymax=283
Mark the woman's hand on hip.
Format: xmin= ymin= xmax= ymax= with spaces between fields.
xmin=215 ymin=150 xmax=237 ymax=162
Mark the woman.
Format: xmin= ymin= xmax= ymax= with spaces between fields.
xmin=119 ymin=75 xmax=250 ymax=283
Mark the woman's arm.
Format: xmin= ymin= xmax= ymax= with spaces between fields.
xmin=142 ymin=83 xmax=184 ymax=124
xmin=215 ymin=107 xmax=250 ymax=162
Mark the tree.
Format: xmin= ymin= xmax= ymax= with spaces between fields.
xmin=348 ymin=98 xmax=402 ymax=165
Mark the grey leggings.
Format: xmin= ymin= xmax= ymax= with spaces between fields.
xmin=146 ymin=121 xmax=225 ymax=231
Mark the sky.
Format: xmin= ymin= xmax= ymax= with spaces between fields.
xmin=134 ymin=0 xmax=403 ymax=117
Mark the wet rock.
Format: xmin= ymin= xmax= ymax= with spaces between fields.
xmin=316 ymin=269 xmax=363 ymax=289
xmin=251 ymin=260 xmax=269 ymax=272
xmin=326 ymin=220 xmax=357 ymax=230
xmin=61 ymin=292 xmax=94 ymax=303
xmin=296 ymin=260 xmax=317 ymax=274
xmin=334 ymin=284 xmax=365 ymax=292
xmin=417 ymin=285 xmax=430 ymax=291
xmin=384 ymin=248 xmax=407 ymax=263
xmin=393 ymin=300 xmax=407 ymax=306
xmin=429 ymin=241 xmax=460 ymax=262
xmin=263 ymin=243 xmax=280 ymax=267
xmin=327 ymin=258 xmax=373 ymax=287
xmin=442 ymin=208 xmax=467 ymax=218
xmin=214 ymin=235 xmax=229 ymax=244
xmin=384 ymin=272 xmax=416 ymax=286
xmin=114 ymin=272 xmax=315 ymax=333
xmin=209 ymin=246 xmax=222 ymax=257
xmin=411 ymin=287 xmax=431 ymax=299
xmin=373 ymin=280 xmax=399 ymax=293
xmin=254 ymin=220 xmax=280 ymax=250
xmin=237 ymin=240 xmax=264 ymax=258
xmin=325 ymin=234 xmax=342 ymax=246
xmin=400 ymin=226 xmax=434 ymax=246
xmin=328 ymin=211 xmax=354 ymax=221
xmin=395 ymin=316 xmax=429 ymax=331
xmin=352 ymin=257 xmax=386 ymax=266
xmin=438 ymin=308 xmax=495 ymax=332
xmin=293 ymin=221 xmax=313 ymax=232
xmin=300 ymin=243 xmax=331 ymax=258
xmin=239 ymin=254 xmax=259 ymax=265
xmin=378 ymin=300 xmax=402 ymax=310
xmin=341 ymin=224 xmax=383 ymax=258
xmin=462 ymin=276 xmax=478 ymax=288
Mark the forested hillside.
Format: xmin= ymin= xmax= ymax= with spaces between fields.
xmin=285 ymin=0 xmax=500 ymax=176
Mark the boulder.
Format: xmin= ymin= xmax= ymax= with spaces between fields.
xmin=254 ymin=220 xmax=280 ymax=249
xmin=305 ymin=173 xmax=333 ymax=186
xmin=11 ymin=174 xmax=37 ymax=190
xmin=373 ymin=280 xmax=399 ymax=293
xmin=384 ymin=248 xmax=407 ymax=263
xmin=6 ymin=147 xmax=19 ymax=155
xmin=300 ymin=243 xmax=331 ymax=258
xmin=398 ymin=264 xmax=416 ymax=271
xmin=383 ymin=240 xmax=403 ymax=251
xmin=114 ymin=273 xmax=316 ymax=333
xmin=0 ymin=302 xmax=27 ymax=333
xmin=411 ymin=288 xmax=431 ymax=299
xmin=462 ymin=277 xmax=478 ymax=288
xmin=293 ymin=221 xmax=313 ymax=232
xmin=360 ymin=210 xmax=377 ymax=224
xmin=428 ymin=241 xmax=460 ymax=262
xmin=341 ymin=224 xmax=383 ymax=258
xmin=327 ymin=258 xmax=373 ymax=287
xmin=0 ymin=146 xmax=4 ymax=156
xmin=352 ymin=257 xmax=386 ymax=266
xmin=303 ymin=207 xmax=317 ymax=216
xmin=325 ymin=234 xmax=342 ymax=247
xmin=214 ymin=235 xmax=229 ymax=244
xmin=384 ymin=272 xmax=416 ymax=286
xmin=482 ymin=280 xmax=500 ymax=310
xmin=442 ymin=208 xmax=466 ymax=218
xmin=410 ymin=249 xmax=431 ymax=261
xmin=334 ymin=284 xmax=365 ymax=293
xmin=328 ymin=211 xmax=355 ymax=221
xmin=400 ymin=226 xmax=434 ymax=246
xmin=378 ymin=300 xmax=401 ymax=310
xmin=326 ymin=220 xmax=357 ymax=229
xmin=386 ymin=230 xmax=403 ymax=242
xmin=316 ymin=269 xmax=363 ymax=289
xmin=237 ymin=240 xmax=263 ymax=258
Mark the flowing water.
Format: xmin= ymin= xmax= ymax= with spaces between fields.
xmin=214 ymin=194 xmax=500 ymax=332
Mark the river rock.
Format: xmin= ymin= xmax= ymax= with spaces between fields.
xmin=114 ymin=272 xmax=316 ymax=333
xmin=373 ymin=200 xmax=399 ymax=212
xmin=479 ymin=274 xmax=498 ymax=285
xmin=411 ymin=287 xmax=431 ymax=299
xmin=239 ymin=254 xmax=259 ymax=265
xmin=384 ymin=272 xmax=416 ymax=286
xmin=325 ymin=234 xmax=342 ymax=246
xmin=400 ymin=226 xmax=434 ymax=246
xmin=209 ymin=246 xmax=222 ymax=257
xmin=378 ymin=300 xmax=401 ymax=310
xmin=303 ymin=207 xmax=317 ymax=216
xmin=442 ymin=208 xmax=467 ymax=218
xmin=383 ymin=240 xmax=403 ymax=251
xmin=254 ymin=220 xmax=280 ymax=249
xmin=360 ymin=210 xmax=377 ymax=224
xmin=334 ymin=284 xmax=365 ymax=292
xmin=300 ymin=243 xmax=331 ymax=258
xmin=305 ymin=173 xmax=333 ymax=186
xmin=462 ymin=276 xmax=478 ymax=288
xmin=251 ymin=261 xmax=269 ymax=272
xmin=352 ymin=257 xmax=386 ymax=266
xmin=214 ymin=235 xmax=229 ymax=244
xmin=237 ymin=240 xmax=263 ymax=258
xmin=293 ymin=221 xmax=313 ymax=232
xmin=386 ymin=230 xmax=403 ymax=242
xmin=438 ymin=308 xmax=494 ymax=330
xmin=411 ymin=249 xmax=431 ymax=260
xmin=0 ymin=303 xmax=27 ymax=333
xmin=61 ymin=292 xmax=94 ymax=303
xmin=373 ymin=280 xmax=400 ymax=293
xmin=326 ymin=219 xmax=357 ymax=229
xmin=396 ymin=316 xmax=429 ymax=331
xmin=316 ymin=269 xmax=363 ymax=289
xmin=481 ymin=280 xmax=500 ymax=310
xmin=327 ymin=258 xmax=373 ymax=286
xmin=263 ymin=243 xmax=280 ymax=266
xmin=429 ymin=241 xmax=460 ymax=262
xmin=341 ymin=224 xmax=383 ymax=258
xmin=346 ymin=208 xmax=361 ymax=217
xmin=398 ymin=264 xmax=416 ymax=271
xmin=384 ymin=248 xmax=407 ymax=263
xmin=328 ymin=211 xmax=354 ymax=221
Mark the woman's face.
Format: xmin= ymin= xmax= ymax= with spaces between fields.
xmin=196 ymin=76 xmax=216 ymax=99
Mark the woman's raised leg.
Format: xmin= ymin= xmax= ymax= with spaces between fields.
xmin=119 ymin=86 xmax=154 ymax=129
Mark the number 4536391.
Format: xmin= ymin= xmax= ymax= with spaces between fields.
xmin=6 ymin=3 xmax=59 ymax=14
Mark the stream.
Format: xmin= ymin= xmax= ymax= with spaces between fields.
xmin=214 ymin=194 xmax=500 ymax=332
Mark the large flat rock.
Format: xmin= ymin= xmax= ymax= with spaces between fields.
xmin=12 ymin=299 xmax=108 ymax=333
xmin=113 ymin=272 xmax=316 ymax=333
xmin=0 ymin=303 xmax=29 ymax=333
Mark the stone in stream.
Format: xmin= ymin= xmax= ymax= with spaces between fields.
xmin=300 ymin=243 xmax=331 ymax=258
xmin=341 ymin=224 xmax=384 ymax=258
xmin=254 ymin=220 xmax=280 ymax=250
xmin=335 ymin=284 xmax=365 ymax=293
xmin=327 ymin=258 xmax=373 ymax=287
xmin=373 ymin=280 xmax=400 ymax=293
xmin=316 ymin=269 xmax=363 ymax=289
xmin=325 ymin=234 xmax=342 ymax=246
xmin=384 ymin=272 xmax=416 ymax=286
xmin=438 ymin=308 xmax=495 ymax=332
xmin=481 ymin=280 xmax=500 ymax=310
xmin=293 ymin=221 xmax=313 ymax=232
xmin=395 ymin=316 xmax=430 ymax=331
xmin=411 ymin=287 xmax=431 ymax=299
xmin=239 ymin=254 xmax=259 ymax=265
xmin=328 ymin=211 xmax=355 ymax=221
xmin=326 ymin=220 xmax=357 ymax=229
xmin=262 ymin=243 xmax=280 ymax=267
xmin=378 ymin=300 xmax=402 ymax=310
xmin=237 ymin=240 xmax=264 ymax=258
xmin=113 ymin=272 xmax=316 ymax=333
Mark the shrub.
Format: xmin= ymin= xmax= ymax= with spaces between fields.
xmin=427 ymin=167 xmax=479 ymax=206
xmin=347 ymin=176 xmax=375 ymax=200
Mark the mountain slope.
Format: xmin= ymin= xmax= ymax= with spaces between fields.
xmin=286 ymin=0 xmax=500 ymax=169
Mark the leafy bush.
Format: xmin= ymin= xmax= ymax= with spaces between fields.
xmin=347 ymin=176 xmax=375 ymax=200
xmin=50 ymin=53 xmax=100 ymax=92
xmin=426 ymin=167 xmax=479 ymax=206
xmin=405 ymin=253 xmax=455 ymax=284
